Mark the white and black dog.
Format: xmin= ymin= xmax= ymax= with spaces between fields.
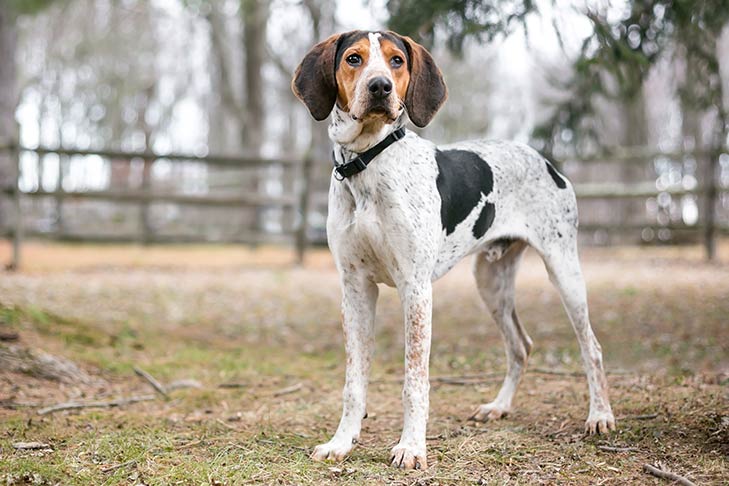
xmin=292 ymin=30 xmax=615 ymax=470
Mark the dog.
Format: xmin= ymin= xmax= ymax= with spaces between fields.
xmin=292 ymin=30 xmax=615 ymax=470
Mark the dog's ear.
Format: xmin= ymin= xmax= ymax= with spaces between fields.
xmin=292 ymin=34 xmax=341 ymax=121
xmin=394 ymin=33 xmax=447 ymax=128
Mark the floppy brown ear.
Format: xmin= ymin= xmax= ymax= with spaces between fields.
xmin=396 ymin=34 xmax=447 ymax=128
xmin=291 ymin=34 xmax=341 ymax=121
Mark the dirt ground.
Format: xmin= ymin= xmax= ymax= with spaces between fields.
xmin=0 ymin=240 xmax=727 ymax=485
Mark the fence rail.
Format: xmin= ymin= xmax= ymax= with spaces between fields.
xmin=20 ymin=146 xmax=303 ymax=167
xmin=0 ymin=143 xmax=726 ymax=270
xmin=0 ymin=143 xmax=315 ymax=269
xmin=1 ymin=188 xmax=299 ymax=207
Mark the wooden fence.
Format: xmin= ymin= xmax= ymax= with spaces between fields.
xmin=0 ymin=144 xmax=315 ymax=269
xmin=0 ymin=143 xmax=726 ymax=270
xmin=564 ymin=146 xmax=727 ymax=259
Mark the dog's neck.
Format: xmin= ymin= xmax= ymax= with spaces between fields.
xmin=329 ymin=106 xmax=406 ymax=165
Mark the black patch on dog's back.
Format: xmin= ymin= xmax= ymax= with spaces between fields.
xmin=545 ymin=159 xmax=567 ymax=189
xmin=435 ymin=149 xmax=495 ymax=239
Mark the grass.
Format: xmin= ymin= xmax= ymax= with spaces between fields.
xmin=0 ymin=240 xmax=727 ymax=484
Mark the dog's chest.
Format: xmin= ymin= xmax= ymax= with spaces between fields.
xmin=347 ymin=190 xmax=384 ymax=249
xmin=328 ymin=146 xmax=441 ymax=284
xmin=332 ymin=179 xmax=409 ymax=285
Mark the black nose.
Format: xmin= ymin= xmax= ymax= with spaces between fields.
xmin=368 ymin=76 xmax=393 ymax=99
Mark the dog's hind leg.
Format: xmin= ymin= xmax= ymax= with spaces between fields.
xmin=537 ymin=233 xmax=615 ymax=434
xmin=470 ymin=240 xmax=531 ymax=422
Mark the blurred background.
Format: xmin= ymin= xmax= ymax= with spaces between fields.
xmin=0 ymin=0 xmax=728 ymax=266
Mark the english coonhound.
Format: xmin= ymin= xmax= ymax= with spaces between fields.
xmin=292 ymin=30 xmax=615 ymax=470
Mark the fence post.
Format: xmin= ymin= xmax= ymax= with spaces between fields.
xmin=139 ymin=152 xmax=153 ymax=244
xmin=10 ymin=143 xmax=22 ymax=271
xmin=55 ymin=154 xmax=65 ymax=236
xmin=295 ymin=153 xmax=313 ymax=265
xmin=703 ymin=151 xmax=718 ymax=261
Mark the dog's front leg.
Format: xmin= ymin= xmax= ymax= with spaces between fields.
xmin=390 ymin=281 xmax=432 ymax=470
xmin=312 ymin=275 xmax=378 ymax=462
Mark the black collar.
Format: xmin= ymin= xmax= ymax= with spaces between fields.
xmin=333 ymin=127 xmax=406 ymax=181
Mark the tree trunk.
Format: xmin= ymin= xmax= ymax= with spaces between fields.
xmin=241 ymin=0 xmax=269 ymax=235
xmin=305 ymin=0 xmax=337 ymax=175
xmin=206 ymin=5 xmax=242 ymax=153
xmin=0 ymin=5 xmax=18 ymax=233
xmin=619 ymin=92 xmax=648 ymax=243
xmin=680 ymin=37 xmax=724 ymax=260
xmin=139 ymin=85 xmax=156 ymax=244
xmin=241 ymin=0 xmax=268 ymax=155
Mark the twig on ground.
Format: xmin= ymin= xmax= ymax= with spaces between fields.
xmin=530 ymin=368 xmax=631 ymax=377
xmin=218 ymin=382 xmax=248 ymax=389
xmin=133 ymin=366 xmax=169 ymax=399
xmin=167 ymin=379 xmax=202 ymax=391
xmin=13 ymin=441 xmax=51 ymax=450
xmin=597 ymin=445 xmax=638 ymax=452
xmin=642 ymin=463 xmax=696 ymax=486
xmin=434 ymin=376 xmax=500 ymax=386
xmin=373 ymin=372 xmax=503 ymax=385
xmin=620 ymin=413 xmax=658 ymax=420
xmin=272 ymin=382 xmax=302 ymax=397
xmin=530 ymin=368 xmax=584 ymax=377
xmin=101 ymin=458 xmax=137 ymax=473
xmin=37 ymin=394 xmax=156 ymax=415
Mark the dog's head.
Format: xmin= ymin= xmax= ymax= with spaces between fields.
xmin=292 ymin=31 xmax=447 ymax=128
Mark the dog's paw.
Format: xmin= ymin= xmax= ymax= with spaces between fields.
xmin=311 ymin=437 xmax=355 ymax=462
xmin=585 ymin=410 xmax=616 ymax=435
xmin=468 ymin=402 xmax=509 ymax=422
xmin=390 ymin=443 xmax=427 ymax=470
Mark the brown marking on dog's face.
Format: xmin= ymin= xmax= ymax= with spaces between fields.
xmin=292 ymin=30 xmax=446 ymax=127
xmin=333 ymin=32 xmax=406 ymax=123
xmin=334 ymin=35 xmax=410 ymax=123
xmin=335 ymin=36 xmax=370 ymax=113
xmin=381 ymin=38 xmax=410 ymax=103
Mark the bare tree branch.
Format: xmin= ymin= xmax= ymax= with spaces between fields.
xmin=133 ymin=366 xmax=169 ymax=399
xmin=643 ymin=463 xmax=696 ymax=486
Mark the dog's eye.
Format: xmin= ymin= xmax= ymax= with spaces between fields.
xmin=346 ymin=54 xmax=362 ymax=66
xmin=390 ymin=56 xmax=404 ymax=68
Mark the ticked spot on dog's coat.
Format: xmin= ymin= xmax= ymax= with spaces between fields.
xmin=435 ymin=149 xmax=495 ymax=238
